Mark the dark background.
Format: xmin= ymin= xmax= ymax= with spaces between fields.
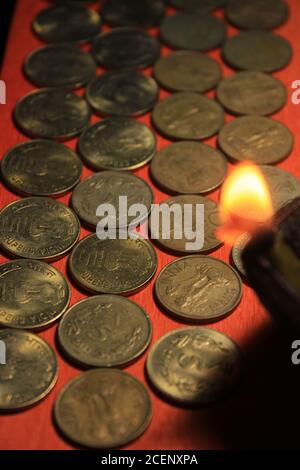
xmin=0 ymin=0 xmax=16 ymax=68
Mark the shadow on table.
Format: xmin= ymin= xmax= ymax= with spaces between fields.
xmin=178 ymin=320 xmax=300 ymax=449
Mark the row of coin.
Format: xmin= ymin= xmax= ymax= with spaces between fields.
xmin=0 ymin=0 xmax=293 ymax=449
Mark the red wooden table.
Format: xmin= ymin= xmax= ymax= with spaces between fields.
xmin=1 ymin=0 xmax=300 ymax=451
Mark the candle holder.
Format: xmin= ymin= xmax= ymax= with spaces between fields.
xmin=242 ymin=197 xmax=300 ymax=329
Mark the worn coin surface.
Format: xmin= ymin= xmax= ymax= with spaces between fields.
xmin=32 ymin=4 xmax=101 ymax=43
xmin=222 ymin=31 xmax=292 ymax=72
xmin=160 ymin=13 xmax=226 ymax=51
xmin=152 ymin=92 xmax=224 ymax=140
xmin=218 ymin=116 xmax=293 ymax=164
xmin=1 ymin=140 xmax=82 ymax=197
xmin=92 ymin=28 xmax=160 ymax=69
xmin=86 ymin=71 xmax=158 ymax=117
xmin=0 ymin=259 xmax=70 ymax=330
xmin=154 ymin=51 xmax=222 ymax=93
xmin=54 ymin=369 xmax=152 ymax=448
xmin=102 ymin=0 xmax=165 ymax=28
xmin=0 ymin=329 xmax=58 ymax=410
xmin=149 ymin=195 xmax=222 ymax=254
xmin=24 ymin=44 xmax=96 ymax=89
xmin=146 ymin=327 xmax=243 ymax=405
xmin=155 ymin=256 xmax=242 ymax=322
xmin=58 ymin=295 xmax=152 ymax=368
xmin=226 ymin=0 xmax=289 ymax=30
xmin=168 ymin=0 xmax=227 ymax=12
xmin=78 ymin=118 xmax=156 ymax=171
xmin=260 ymin=165 xmax=300 ymax=210
xmin=14 ymin=89 xmax=91 ymax=140
xmin=0 ymin=197 xmax=80 ymax=260
xmin=216 ymin=71 xmax=287 ymax=116
xmin=69 ymin=235 xmax=157 ymax=295
xmin=151 ymin=141 xmax=227 ymax=194
xmin=231 ymin=233 xmax=250 ymax=279
xmin=71 ymin=171 xmax=153 ymax=228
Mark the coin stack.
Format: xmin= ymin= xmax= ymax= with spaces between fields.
xmin=0 ymin=0 xmax=294 ymax=449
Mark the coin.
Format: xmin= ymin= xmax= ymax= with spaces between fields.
xmin=231 ymin=233 xmax=250 ymax=278
xmin=0 ymin=329 xmax=58 ymax=410
xmin=14 ymin=89 xmax=91 ymax=140
xmin=71 ymin=171 xmax=153 ymax=228
xmin=146 ymin=327 xmax=243 ymax=405
xmin=102 ymin=0 xmax=165 ymax=28
xmin=69 ymin=234 xmax=157 ymax=295
xmin=151 ymin=142 xmax=227 ymax=194
xmin=260 ymin=165 xmax=300 ymax=210
xmin=152 ymin=93 xmax=224 ymax=140
xmin=160 ymin=13 xmax=226 ymax=52
xmin=58 ymin=295 xmax=152 ymax=367
xmin=0 ymin=197 xmax=80 ymax=260
xmin=1 ymin=140 xmax=82 ymax=197
xmin=218 ymin=116 xmax=293 ymax=165
xmin=149 ymin=195 xmax=222 ymax=254
xmin=216 ymin=71 xmax=287 ymax=116
xmin=0 ymin=259 xmax=70 ymax=330
xmin=78 ymin=118 xmax=156 ymax=171
xmin=24 ymin=44 xmax=96 ymax=89
xmin=86 ymin=71 xmax=158 ymax=117
xmin=222 ymin=31 xmax=292 ymax=72
xmin=32 ymin=4 xmax=101 ymax=44
xmin=226 ymin=0 xmax=289 ymax=30
xmin=155 ymin=256 xmax=242 ymax=322
xmin=54 ymin=369 xmax=152 ymax=448
xmin=92 ymin=27 xmax=160 ymax=69
xmin=168 ymin=0 xmax=227 ymax=12
xmin=154 ymin=51 xmax=222 ymax=93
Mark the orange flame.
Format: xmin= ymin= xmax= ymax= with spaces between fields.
xmin=217 ymin=162 xmax=274 ymax=245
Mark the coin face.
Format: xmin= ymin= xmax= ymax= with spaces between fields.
xmin=14 ymin=89 xmax=91 ymax=140
xmin=218 ymin=116 xmax=293 ymax=164
xmin=216 ymin=71 xmax=287 ymax=116
xmin=151 ymin=141 xmax=227 ymax=193
xmin=146 ymin=327 xmax=243 ymax=405
xmin=152 ymin=93 xmax=224 ymax=141
xmin=86 ymin=71 xmax=158 ymax=117
xmin=92 ymin=28 xmax=160 ymax=69
xmin=24 ymin=44 xmax=96 ymax=89
xmin=160 ymin=13 xmax=226 ymax=51
xmin=154 ymin=51 xmax=222 ymax=93
xmin=32 ymin=4 xmax=101 ymax=43
xmin=168 ymin=0 xmax=227 ymax=12
xmin=69 ymin=235 xmax=158 ymax=295
xmin=0 ymin=197 xmax=80 ymax=260
xmin=71 ymin=171 xmax=153 ymax=228
xmin=222 ymin=31 xmax=292 ymax=72
xmin=155 ymin=256 xmax=242 ymax=322
xmin=78 ymin=118 xmax=156 ymax=171
xmin=260 ymin=165 xmax=300 ymax=210
xmin=226 ymin=0 xmax=289 ymax=30
xmin=54 ymin=369 xmax=152 ymax=448
xmin=58 ymin=295 xmax=152 ymax=367
xmin=1 ymin=140 xmax=82 ymax=197
xmin=231 ymin=233 xmax=250 ymax=278
xmin=0 ymin=329 xmax=58 ymax=410
xmin=102 ymin=0 xmax=165 ymax=28
xmin=0 ymin=259 xmax=70 ymax=330
xmin=149 ymin=195 xmax=222 ymax=254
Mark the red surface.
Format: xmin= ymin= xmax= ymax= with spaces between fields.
xmin=1 ymin=0 xmax=300 ymax=451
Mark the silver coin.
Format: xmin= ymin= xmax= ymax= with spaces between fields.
xmin=14 ymin=89 xmax=91 ymax=140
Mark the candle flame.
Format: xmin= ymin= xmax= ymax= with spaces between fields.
xmin=217 ymin=162 xmax=274 ymax=245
